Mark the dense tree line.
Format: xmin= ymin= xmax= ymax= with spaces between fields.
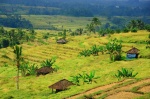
xmin=0 ymin=27 xmax=36 ymax=48
xmin=0 ymin=0 xmax=150 ymax=17
xmin=0 ymin=15 xmax=33 ymax=28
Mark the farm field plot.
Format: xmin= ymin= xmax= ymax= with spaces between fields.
xmin=0 ymin=29 xmax=150 ymax=99
xmin=22 ymin=15 xmax=108 ymax=30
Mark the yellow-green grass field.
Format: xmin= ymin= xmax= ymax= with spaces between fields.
xmin=0 ymin=28 xmax=150 ymax=99
xmin=22 ymin=15 xmax=108 ymax=30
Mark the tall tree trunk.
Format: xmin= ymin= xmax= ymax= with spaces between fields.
xmin=17 ymin=67 xmax=19 ymax=89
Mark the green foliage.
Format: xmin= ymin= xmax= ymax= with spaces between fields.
xmin=127 ymin=19 xmax=145 ymax=30
xmin=62 ymin=29 xmax=67 ymax=39
xmin=91 ymin=45 xmax=99 ymax=56
xmin=78 ymin=72 xmax=89 ymax=84
xmin=79 ymin=71 xmax=99 ymax=84
xmin=19 ymin=62 xmax=29 ymax=77
xmin=28 ymin=64 xmax=38 ymax=76
xmin=70 ymin=75 xmax=80 ymax=85
xmin=146 ymin=34 xmax=150 ymax=49
xmin=98 ymin=29 xmax=106 ymax=36
xmin=86 ymin=24 xmax=95 ymax=33
xmin=70 ymin=28 xmax=84 ymax=36
xmin=131 ymin=28 xmax=138 ymax=32
xmin=79 ymin=45 xmax=106 ymax=57
xmin=123 ymin=28 xmax=130 ymax=33
xmin=70 ymin=71 xmax=98 ymax=85
xmin=1 ymin=37 xmax=10 ymax=48
xmin=86 ymin=17 xmax=101 ymax=33
xmin=0 ymin=14 xmax=33 ymax=28
xmin=106 ymin=38 xmax=122 ymax=61
xmin=116 ymin=29 xmax=121 ymax=33
xmin=79 ymin=49 xmax=91 ymax=57
xmin=98 ymin=46 xmax=105 ymax=54
xmin=0 ymin=27 xmax=36 ymax=48
xmin=14 ymin=45 xmax=22 ymax=67
xmin=41 ymin=58 xmax=56 ymax=67
xmin=115 ymin=68 xmax=138 ymax=80
xmin=145 ymin=24 xmax=150 ymax=32
xmin=43 ymin=33 xmax=50 ymax=40
xmin=85 ymin=71 xmax=98 ymax=84
xmin=13 ymin=45 xmax=22 ymax=89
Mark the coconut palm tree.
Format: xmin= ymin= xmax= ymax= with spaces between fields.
xmin=14 ymin=45 xmax=22 ymax=89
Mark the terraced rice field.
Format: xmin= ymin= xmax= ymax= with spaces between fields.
xmin=0 ymin=30 xmax=150 ymax=99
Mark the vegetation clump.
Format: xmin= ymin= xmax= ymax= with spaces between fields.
xmin=115 ymin=68 xmax=138 ymax=80
xmin=70 ymin=71 xmax=99 ymax=85
xmin=106 ymin=38 xmax=122 ymax=61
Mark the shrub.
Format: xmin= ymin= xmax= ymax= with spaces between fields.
xmin=145 ymin=24 xmax=150 ymax=32
xmin=116 ymin=29 xmax=121 ymax=33
xmin=28 ymin=64 xmax=38 ymax=76
xmin=91 ymin=45 xmax=99 ymax=56
xmin=19 ymin=62 xmax=29 ymax=77
xmin=115 ymin=68 xmax=138 ymax=80
xmin=106 ymin=38 xmax=122 ymax=61
xmin=123 ymin=28 xmax=130 ymax=33
xmin=41 ymin=58 xmax=56 ymax=67
xmin=131 ymin=28 xmax=138 ymax=32
xmin=79 ymin=49 xmax=91 ymax=57
xmin=70 ymin=75 xmax=80 ymax=85
xmin=98 ymin=46 xmax=105 ymax=54
xmin=70 ymin=71 xmax=99 ymax=85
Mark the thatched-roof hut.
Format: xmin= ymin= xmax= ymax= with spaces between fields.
xmin=48 ymin=79 xmax=74 ymax=93
xmin=36 ymin=66 xmax=54 ymax=76
xmin=56 ymin=38 xmax=67 ymax=44
xmin=126 ymin=47 xmax=140 ymax=59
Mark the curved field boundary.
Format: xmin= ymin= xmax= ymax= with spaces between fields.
xmin=66 ymin=77 xmax=150 ymax=99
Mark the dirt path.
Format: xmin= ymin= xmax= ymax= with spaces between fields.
xmin=66 ymin=78 xmax=150 ymax=99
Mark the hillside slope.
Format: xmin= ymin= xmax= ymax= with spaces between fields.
xmin=0 ymin=30 xmax=150 ymax=99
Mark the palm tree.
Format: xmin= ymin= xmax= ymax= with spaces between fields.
xmin=136 ymin=19 xmax=145 ymax=30
xmin=14 ymin=45 xmax=22 ymax=89
xmin=128 ymin=20 xmax=138 ymax=29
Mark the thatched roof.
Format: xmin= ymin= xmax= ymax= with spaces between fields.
xmin=48 ymin=79 xmax=74 ymax=90
xmin=126 ymin=47 xmax=140 ymax=54
xmin=57 ymin=38 xmax=67 ymax=44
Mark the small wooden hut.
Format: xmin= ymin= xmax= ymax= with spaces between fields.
xmin=126 ymin=47 xmax=140 ymax=59
xmin=56 ymin=38 xmax=67 ymax=44
xmin=49 ymin=79 xmax=74 ymax=93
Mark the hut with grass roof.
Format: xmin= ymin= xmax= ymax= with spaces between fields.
xmin=126 ymin=47 xmax=140 ymax=59
xmin=48 ymin=79 xmax=74 ymax=93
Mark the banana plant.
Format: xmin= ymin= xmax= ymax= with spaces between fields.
xmin=41 ymin=58 xmax=56 ymax=67
xmin=28 ymin=64 xmax=38 ymax=76
xmin=70 ymin=75 xmax=81 ymax=86
xmin=19 ymin=62 xmax=29 ymax=77
xmin=79 ymin=71 xmax=88 ymax=84
xmin=79 ymin=49 xmax=91 ymax=57
xmin=14 ymin=45 xmax=22 ymax=89
xmin=91 ymin=45 xmax=99 ymax=56
xmin=115 ymin=68 xmax=138 ymax=80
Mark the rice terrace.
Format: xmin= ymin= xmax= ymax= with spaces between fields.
xmin=0 ymin=0 xmax=150 ymax=99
